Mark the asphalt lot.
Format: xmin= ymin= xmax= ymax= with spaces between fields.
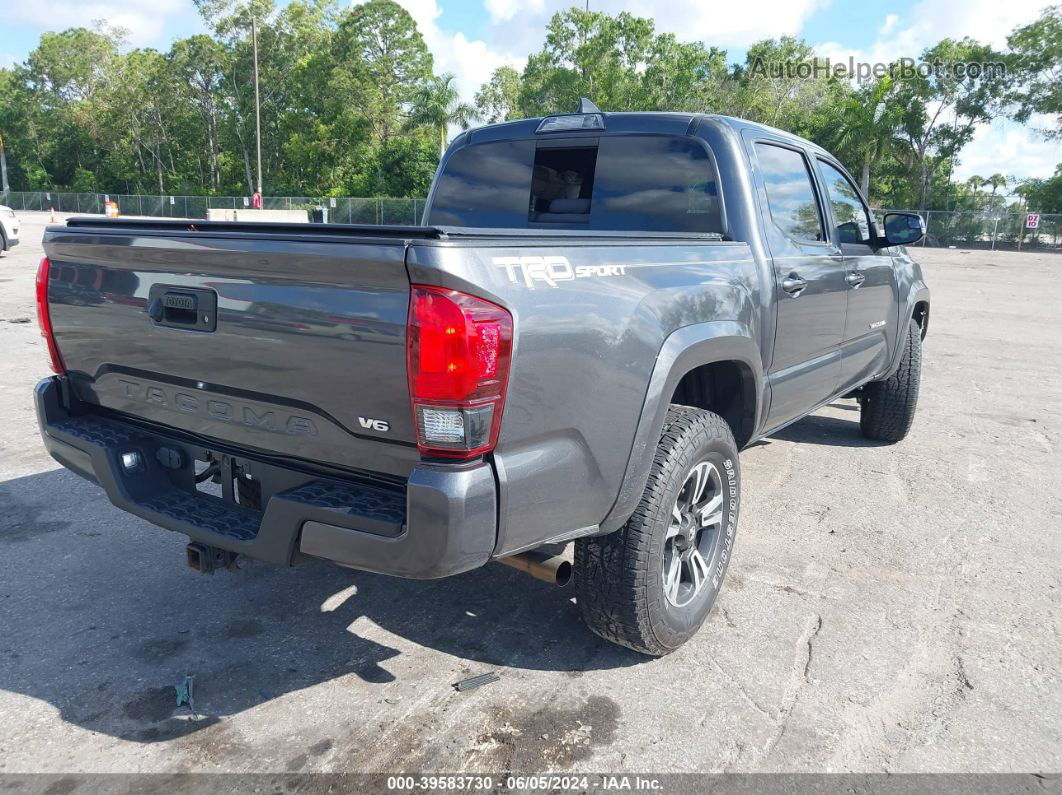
xmin=0 ymin=212 xmax=1059 ymax=774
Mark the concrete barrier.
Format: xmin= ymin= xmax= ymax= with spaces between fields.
xmin=206 ymin=208 xmax=309 ymax=223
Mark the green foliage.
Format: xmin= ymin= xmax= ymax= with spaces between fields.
xmin=824 ymin=76 xmax=904 ymax=197
xmin=1007 ymin=5 xmax=1062 ymax=139
xmin=0 ymin=4 xmax=1058 ymax=209
xmin=1016 ymin=166 xmax=1062 ymax=213
xmin=0 ymin=1 xmax=437 ymax=197
xmin=890 ymin=37 xmax=1009 ymax=209
xmin=515 ymin=9 xmax=726 ymax=116
xmin=730 ymin=37 xmax=846 ymax=139
xmin=406 ymin=73 xmax=478 ymax=156
xmin=474 ymin=66 xmax=522 ymax=123
xmin=329 ymin=0 xmax=433 ymax=145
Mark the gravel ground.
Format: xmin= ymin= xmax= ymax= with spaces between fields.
xmin=0 ymin=213 xmax=1059 ymax=775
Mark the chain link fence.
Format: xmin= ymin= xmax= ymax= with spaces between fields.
xmin=3 ymin=191 xmax=1060 ymax=252
xmin=888 ymin=209 xmax=1061 ymax=252
xmin=0 ymin=191 xmax=426 ymax=226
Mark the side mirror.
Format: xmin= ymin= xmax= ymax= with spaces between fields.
xmin=880 ymin=212 xmax=925 ymax=247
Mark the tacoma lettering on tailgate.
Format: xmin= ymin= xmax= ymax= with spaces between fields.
xmin=118 ymin=379 xmax=318 ymax=436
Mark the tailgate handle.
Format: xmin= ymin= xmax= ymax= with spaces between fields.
xmin=147 ymin=287 xmax=218 ymax=332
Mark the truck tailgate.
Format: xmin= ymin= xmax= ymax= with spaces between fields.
xmin=43 ymin=221 xmax=421 ymax=478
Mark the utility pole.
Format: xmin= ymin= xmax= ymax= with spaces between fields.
xmin=0 ymin=135 xmax=9 ymax=194
xmin=252 ymin=16 xmax=263 ymax=196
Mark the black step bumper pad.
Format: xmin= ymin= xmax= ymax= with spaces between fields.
xmin=35 ymin=377 xmax=497 ymax=578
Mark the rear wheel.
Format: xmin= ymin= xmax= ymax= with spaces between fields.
xmin=860 ymin=318 xmax=922 ymax=442
xmin=575 ymin=406 xmax=740 ymax=656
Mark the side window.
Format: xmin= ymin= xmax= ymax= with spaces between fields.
xmin=818 ymin=159 xmax=873 ymax=246
xmin=754 ymin=143 xmax=825 ymax=243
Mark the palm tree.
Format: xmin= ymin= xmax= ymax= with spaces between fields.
xmin=966 ymin=175 xmax=986 ymax=192
xmin=406 ymin=73 xmax=479 ymax=157
xmin=830 ymin=75 xmax=904 ymax=198
xmin=987 ymin=173 xmax=1007 ymax=212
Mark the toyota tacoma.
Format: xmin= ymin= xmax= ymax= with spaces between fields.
xmin=35 ymin=102 xmax=929 ymax=655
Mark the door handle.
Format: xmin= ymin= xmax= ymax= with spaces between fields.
xmin=846 ymin=271 xmax=866 ymax=288
xmin=781 ymin=273 xmax=808 ymax=296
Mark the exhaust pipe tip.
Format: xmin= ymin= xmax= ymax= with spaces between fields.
xmin=498 ymin=549 xmax=573 ymax=587
xmin=554 ymin=559 xmax=573 ymax=587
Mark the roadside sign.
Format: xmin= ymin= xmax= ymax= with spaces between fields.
xmin=1026 ymin=213 xmax=1040 ymax=229
xmin=329 ymin=197 xmax=336 ymax=208
xmin=243 ymin=196 xmax=250 ymax=207
xmin=169 ymin=196 xmax=175 ymax=205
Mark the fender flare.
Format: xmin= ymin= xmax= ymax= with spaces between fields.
xmin=885 ymin=284 xmax=930 ymax=376
xmin=598 ymin=321 xmax=763 ymax=533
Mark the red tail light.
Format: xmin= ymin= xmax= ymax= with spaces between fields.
xmin=35 ymin=257 xmax=65 ymax=374
xmin=407 ymin=285 xmax=513 ymax=459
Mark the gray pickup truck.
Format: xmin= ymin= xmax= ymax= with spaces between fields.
xmin=35 ymin=103 xmax=929 ymax=655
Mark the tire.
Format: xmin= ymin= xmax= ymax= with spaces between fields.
xmin=860 ymin=318 xmax=922 ymax=442
xmin=574 ymin=405 xmax=740 ymax=656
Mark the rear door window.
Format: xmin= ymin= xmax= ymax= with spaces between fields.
xmin=754 ymin=143 xmax=825 ymax=243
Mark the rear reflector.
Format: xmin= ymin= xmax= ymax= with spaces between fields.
xmin=35 ymin=257 xmax=65 ymax=374
xmin=407 ymin=285 xmax=513 ymax=459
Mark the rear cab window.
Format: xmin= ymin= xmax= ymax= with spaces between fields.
xmin=428 ymin=134 xmax=724 ymax=234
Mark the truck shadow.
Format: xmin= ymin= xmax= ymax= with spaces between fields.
xmin=0 ymin=468 xmax=643 ymax=743
xmin=767 ymin=406 xmax=892 ymax=448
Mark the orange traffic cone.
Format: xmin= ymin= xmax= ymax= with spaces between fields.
xmin=50 ymin=207 xmax=56 ymax=223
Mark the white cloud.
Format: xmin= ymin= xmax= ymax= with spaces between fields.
xmin=8 ymin=0 xmax=188 ymax=50
xmin=485 ymin=0 xmax=544 ymax=24
xmin=651 ymin=0 xmax=829 ymax=46
xmin=878 ymin=14 xmax=900 ymax=36
xmin=818 ymin=0 xmax=1047 ymax=69
xmin=891 ymin=0 xmax=1045 ymax=51
xmin=952 ymin=118 xmax=1062 ymax=184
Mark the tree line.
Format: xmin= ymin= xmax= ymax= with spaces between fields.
xmin=1 ymin=0 xmax=1060 ymax=213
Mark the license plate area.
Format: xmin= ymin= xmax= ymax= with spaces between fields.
xmin=193 ymin=452 xmax=262 ymax=511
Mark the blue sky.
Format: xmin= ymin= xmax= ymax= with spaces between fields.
xmin=2 ymin=0 xmax=1060 ymax=183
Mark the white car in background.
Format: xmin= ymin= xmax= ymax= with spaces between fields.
xmin=1 ymin=205 xmax=20 ymax=254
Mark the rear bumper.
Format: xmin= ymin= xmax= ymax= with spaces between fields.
xmin=35 ymin=377 xmax=497 ymax=578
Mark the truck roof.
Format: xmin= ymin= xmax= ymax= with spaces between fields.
xmin=460 ymin=110 xmax=829 ymax=156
